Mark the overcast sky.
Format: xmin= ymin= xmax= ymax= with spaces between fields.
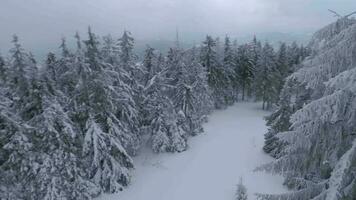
xmin=1 ymin=0 xmax=355 ymax=54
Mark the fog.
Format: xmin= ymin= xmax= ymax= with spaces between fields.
xmin=0 ymin=0 xmax=355 ymax=57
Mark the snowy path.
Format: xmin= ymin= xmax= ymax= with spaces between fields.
xmin=99 ymin=102 xmax=287 ymax=200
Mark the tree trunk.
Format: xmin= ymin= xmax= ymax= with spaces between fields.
xmin=262 ymin=91 xmax=266 ymax=110
xmin=242 ymin=83 xmax=245 ymax=101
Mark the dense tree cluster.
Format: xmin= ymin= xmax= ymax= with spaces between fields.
xmin=260 ymin=17 xmax=356 ymax=200
xmin=201 ymin=35 xmax=308 ymax=109
xmin=0 ymin=27 xmax=307 ymax=199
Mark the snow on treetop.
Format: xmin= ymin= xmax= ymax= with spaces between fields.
xmin=308 ymin=18 xmax=356 ymax=53
xmin=290 ymin=20 xmax=356 ymax=90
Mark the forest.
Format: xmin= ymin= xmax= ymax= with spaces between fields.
xmin=0 ymin=4 xmax=356 ymax=200
xmin=0 ymin=25 xmax=308 ymax=199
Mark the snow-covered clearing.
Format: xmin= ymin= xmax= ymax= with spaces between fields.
xmin=99 ymin=102 xmax=287 ymax=200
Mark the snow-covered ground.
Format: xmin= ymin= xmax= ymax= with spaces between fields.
xmin=99 ymin=102 xmax=287 ymax=200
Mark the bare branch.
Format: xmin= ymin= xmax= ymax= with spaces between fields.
xmin=328 ymin=9 xmax=342 ymax=18
xmin=344 ymin=11 xmax=356 ymax=18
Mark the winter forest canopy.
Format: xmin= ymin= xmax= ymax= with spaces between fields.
xmin=1 ymin=1 xmax=356 ymax=200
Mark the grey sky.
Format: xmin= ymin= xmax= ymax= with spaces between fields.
xmin=0 ymin=0 xmax=355 ymax=55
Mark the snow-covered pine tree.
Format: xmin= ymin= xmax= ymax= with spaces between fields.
xmin=251 ymin=36 xmax=262 ymax=63
xmin=263 ymin=43 xmax=299 ymax=154
xmin=101 ymin=34 xmax=120 ymax=66
xmin=140 ymin=41 xmax=213 ymax=153
xmin=184 ymin=47 xmax=213 ymax=132
xmin=276 ymin=43 xmax=289 ymax=92
xmin=223 ymin=35 xmax=237 ymax=104
xmin=0 ymin=54 xmax=7 ymax=83
xmin=150 ymin=94 xmax=187 ymax=153
xmin=236 ymin=44 xmax=254 ymax=101
xmin=56 ymin=36 xmax=79 ymax=96
xmin=141 ymin=46 xmax=188 ymax=153
xmin=249 ymin=36 xmax=262 ymax=99
xmin=0 ymin=52 xmax=27 ymax=199
xmin=0 ymin=95 xmax=31 ymax=200
xmin=1 ymin=36 xmax=96 ymax=199
xmin=200 ymin=35 xmax=230 ymax=108
xmin=118 ymin=30 xmax=137 ymax=76
xmin=172 ymin=58 xmax=195 ymax=136
xmin=26 ymin=82 xmax=97 ymax=199
xmin=254 ymin=42 xmax=280 ymax=109
xmin=142 ymin=45 xmax=156 ymax=85
xmin=287 ymin=42 xmax=301 ymax=67
xmin=173 ymin=47 xmax=213 ymax=136
xmin=117 ymin=30 xmax=142 ymax=134
xmin=44 ymin=52 xmax=58 ymax=88
xmin=260 ymin=17 xmax=356 ymax=200
xmin=69 ymin=28 xmax=136 ymax=195
xmin=263 ymin=78 xmax=295 ymax=158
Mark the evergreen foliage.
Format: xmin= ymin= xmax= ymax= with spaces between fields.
xmin=260 ymin=17 xmax=356 ymax=200
xmin=0 ymin=27 xmax=307 ymax=199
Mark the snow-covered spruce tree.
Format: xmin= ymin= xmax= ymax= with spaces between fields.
xmin=0 ymin=36 xmax=32 ymax=199
xmin=142 ymin=45 xmax=156 ymax=85
xmin=45 ymin=52 xmax=57 ymax=83
xmin=262 ymin=77 xmax=311 ymax=159
xmin=259 ymin=17 xmax=356 ymax=200
xmin=6 ymin=35 xmax=37 ymax=111
xmin=173 ymin=47 xmax=213 ymax=136
xmin=263 ymin=78 xmax=296 ymax=158
xmin=254 ymin=42 xmax=280 ymax=110
xmin=141 ymin=43 xmax=213 ymax=153
xmin=56 ymin=37 xmax=79 ymax=96
xmin=116 ymin=31 xmax=142 ymax=140
xmin=150 ymin=94 xmax=187 ymax=153
xmin=185 ymin=47 xmax=214 ymax=125
xmin=117 ymin=30 xmax=142 ymax=90
xmin=276 ymin=43 xmax=290 ymax=93
xmin=0 ymin=36 xmax=89 ymax=199
xmin=140 ymin=45 xmax=160 ymax=126
xmin=0 ymin=54 xmax=7 ymax=83
xmin=287 ymin=42 xmax=302 ymax=67
xmin=24 ymin=82 xmax=97 ymax=199
xmin=235 ymin=177 xmax=248 ymax=200
xmin=0 ymin=50 xmax=26 ymax=199
xmin=69 ymin=28 xmax=136 ymax=195
xmin=223 ymin=35 xmax=238 ymax=104
xmin=236 ymin=44 xmax=254 ymax=101
xmin=140 ymin=46 xmax=188 ymax=153
xmin=251 ymin=35 xmax=262 ymax=62
xmin=0 ymin=95 xmax=30 ymax=199
xmin=171 ymin=55 xmax=194 ymax=136
xmin=118 ymin=31 xmax=135 ymax=72
xmin=263 ymin=42 xmax=304 ymax=157
xmin=200 ymin=35 xmax=230 ymax=108
xmin=101 ymin=34 xmax=120 ymax=66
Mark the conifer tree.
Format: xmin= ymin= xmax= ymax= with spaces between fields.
xmin=200 ymin=35 xmax=229 ymax=108
xmin=0 ymin=55 xmax=7 ymax=83
xmin=102 ymin=34 xmax=120 ymax=65
xmin=223 ymin=35 xmax=238 ymax=103
xmin=235 ymin=178 xmax=248 ymax=200
xmin=260 ymin=17 xmax=356 ymax=200
xmin=254 ymin=42 xmax=280 ymax=109
xmin=236 ymin=44 xmax=254 ymax=101
xmin=143 ymin=45 xmax=156 ymax=85
xmin=118 ymin=31 xmax=136 ymax=73
xmin=67 ymin=28 xmax=137 ymax=194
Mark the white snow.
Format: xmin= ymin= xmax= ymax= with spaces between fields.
xmin=99 ymin=102 xmax=287 ymax=200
